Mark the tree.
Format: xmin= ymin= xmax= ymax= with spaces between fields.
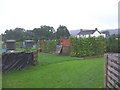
xmin=24 ymin=30 xmax=35 ymax=40
xmin=33 ymin=25 xmax=55 ymax=40
xmin=32 ymin=28 xmax=41 ymax=41
xmin=1 ymin=25 xmax=56 ymax=42
xmin=2 ymin=28 xmax=25 ymax=41
xmin=13 ymin=28 xmax=25 ymax=41
xmin=56 ymin=25 xmax=70 ymax=39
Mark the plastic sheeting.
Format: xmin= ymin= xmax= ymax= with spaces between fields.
xmin=2 ymin=51 xmax=38 ymax=72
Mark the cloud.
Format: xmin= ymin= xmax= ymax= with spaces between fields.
xmin=0 ymin=0 xmax=119 ymax=34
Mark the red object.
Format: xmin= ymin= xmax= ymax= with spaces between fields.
xmin=60 ymin=38 xmax=71 ymax=46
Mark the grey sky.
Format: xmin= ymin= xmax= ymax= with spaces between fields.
xmin=0 ymin=0 xmax=119 ymax=34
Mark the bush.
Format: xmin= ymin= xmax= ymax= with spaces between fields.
xmin=16 ymin=42 xmax=23 ymax=48
xmin=70 ymin=36 xmax=106 ymax=57
xmin=40 ymin=40 xmax=57 ymax=53
xmin=105 ymin=34 xmax=120 ymax=53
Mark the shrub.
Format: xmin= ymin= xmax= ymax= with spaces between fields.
xmin=105 ymin=34 xmax=120 ymax=53
xmin=40 ymin=40 xmax=57 ymax=53
xmin=70 ymin=36 xmax=106 ymax=57
xmin=16 ymin=42 xmax=23 ymax=48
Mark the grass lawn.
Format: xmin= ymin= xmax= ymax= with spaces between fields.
xmin=2 ymin=53 xmax=104 ymax=88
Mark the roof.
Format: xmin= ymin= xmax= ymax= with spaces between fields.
xmin=69 ymin=30 xmax=81 ymax=36
xmin=78 ymin=28 xmax=101 ymax=35
xmin=101 ymin=29 xmax=120 ymax=35
xmin=25 ymin=40 xmax=34 ymax=42
xmin=6 ymin=40 xmax=16 ymax=42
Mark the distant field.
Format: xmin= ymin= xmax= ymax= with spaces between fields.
xmin=2 ymin=53 xmax=104 ymax=88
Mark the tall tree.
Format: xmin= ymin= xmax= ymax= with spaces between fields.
xmin=2 ymin=28 xmax=25 ymax=41
xmin=32 ymin=28 xmax=41 ymax=41
xmin=2 ymin=25 xmax=56 ymax=42
xmin=24 ymin=30 xmax=35 ymax=40
xmin=40 ymin=25 xmax=55 ymax=40
xmin=33 ymin=25 xmax=55 ymax=40
xmin=56 ymin=25 xmax=70 ymax=39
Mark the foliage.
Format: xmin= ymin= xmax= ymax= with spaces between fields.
xmin=3 ymin=53 xmax=104 ymax=88
xmin=2 ymin=25 xmax=56 ymax=42
xmin=2 ymin=28 xmax=25 ymax=41
xmin=33 ymin=25 xmax=55 ymax=41
xmin=16 ymin=42 xmax=23 ymax=48
xmin=70 ymin=36 xmax=106 ymax=57
xmin=40 ymin=40 xmax=57 ymax=53
xmin=56 ymin=25 xmax=70 ymax=39
xmin=24 ymin=30 xmax=35 ymax=40
xmin=45 ymin=40 xmax=57 ymax=53
xmin=105 ymin=34 xmax=120 ymax=53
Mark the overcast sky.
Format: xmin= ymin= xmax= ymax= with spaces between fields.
xmin=0 ymin=0 xmax=119 ymax=34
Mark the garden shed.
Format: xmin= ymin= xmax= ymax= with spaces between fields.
xmin=6 ymin=40 xmax=16 ymax=50
xmin=56 ymin=38 xmax=71 ymax=55
xmin=60 ymin=38 xmax=71 ymax=46
xmin=24 ymin=40 xmax=34 ymax=48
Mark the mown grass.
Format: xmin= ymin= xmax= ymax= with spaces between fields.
xmin=2 ymin=53 xmax=104 ymax=88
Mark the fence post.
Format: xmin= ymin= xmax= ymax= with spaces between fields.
xmin=104 ymin=53 xmax=108 ymax=88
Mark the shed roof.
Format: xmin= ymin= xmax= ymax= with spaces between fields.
xmin=6 ymin=40 xmax=16 ymax=42
xmin=25 ymin=40 xmax=34 ymax=42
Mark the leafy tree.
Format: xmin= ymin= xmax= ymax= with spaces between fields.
xmin=40 ymin=25 xmax=55 ymax=40
xmin=33 ymin=25 xmax=55 ymax=40
xmin=24 ymin=30 xmax=35 ymax=40
xmin=32 ymin=28 xmax=41 ymax=41
xmin=2 ymin=28 xmax=25 ymax=41
xmin=56 ymin=25 xmax=70 ymax=39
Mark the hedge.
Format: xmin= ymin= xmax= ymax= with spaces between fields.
xmin=70 ymin=36 xmax=106 ymax=57
xmin=105 ymin=34 xmax=120 ymax=53
xmin=39 ymin=34 xmax=119 ymax=56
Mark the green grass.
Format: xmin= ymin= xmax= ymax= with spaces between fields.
xmin=2 ymin=53 xmax=104 ymax=88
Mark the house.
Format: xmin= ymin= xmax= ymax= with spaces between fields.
xmin=101 ymin=29 xmax=120 ymax=37
xmin=69 ymin=29 xmax=81 ymax=37
xmin=77 ymin=28 xmax=105 ymax=38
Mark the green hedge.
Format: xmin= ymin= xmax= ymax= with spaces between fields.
xmin=40 ymin=40 xmax=57 ymax=53
xmin=70 ymin=36 xmax=106 ymax=57
xmin=40 ymin=34 xmax=119 ymax=55
xmin=105 ymin=34 xmax=120 ymax=53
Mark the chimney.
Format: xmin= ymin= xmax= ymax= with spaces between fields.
xmin=95 ymin=28 xmax=98 ymax=30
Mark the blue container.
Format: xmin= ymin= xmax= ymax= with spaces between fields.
xmin=2 ymin=48 xmax=7 ymax=53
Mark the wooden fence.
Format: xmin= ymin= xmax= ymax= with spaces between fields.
xmin=2 ymin=50 xmax=38 ymax=72
xmin=104 ymin=53 xmax=120 ymax=89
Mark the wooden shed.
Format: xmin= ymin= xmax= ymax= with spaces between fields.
xmin=56 ymin=38 xmax=71 ymax=55
xmin=25 ymin=40 xmax=34 ymax=48
xmin=60 ymin=38 xmax=71 ymax=47
xmin=6 ymin=40 xmax=16 ymax=50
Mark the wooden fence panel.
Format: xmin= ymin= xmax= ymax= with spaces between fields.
xmin=104 ymin=53 xmax=120 ymax=90
xmin=2 ymin=50 xmax=38 ymax=72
